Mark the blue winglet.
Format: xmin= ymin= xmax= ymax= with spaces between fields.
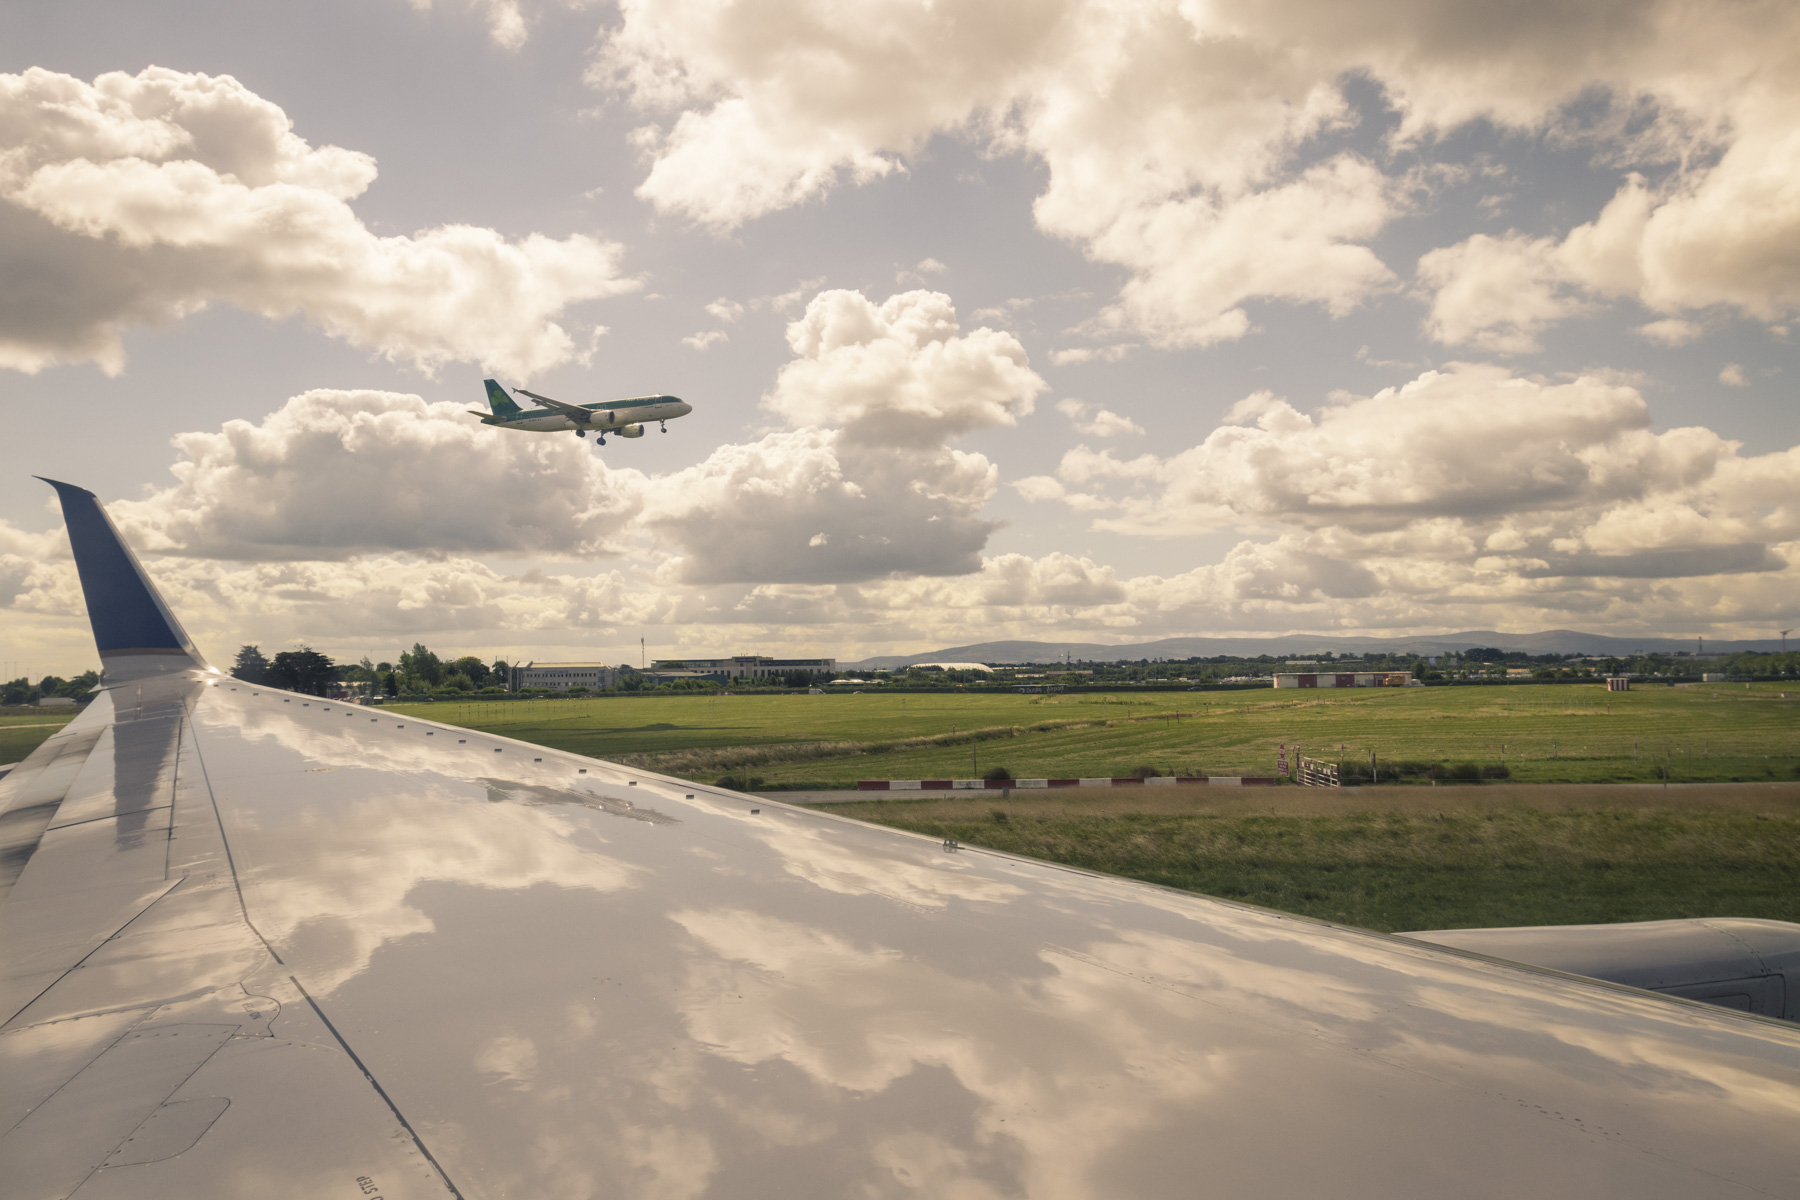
xmin=38 ymin=478 xmax=204 ymax=674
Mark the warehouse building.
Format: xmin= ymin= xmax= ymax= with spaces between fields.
xmin=511 ymin=662 xmax=621 ymax=692
xmin=1273 ymin=671 xmax=1413 ymax=689
xmin=650 ymin=655 xmax=836 ymax=680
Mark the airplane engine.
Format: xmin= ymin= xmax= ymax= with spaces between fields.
xmin=617 ymin=424 xmax=646 ymax=438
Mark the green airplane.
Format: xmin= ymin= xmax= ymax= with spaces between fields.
xmin=471 ymin=379 xmax=693 ymax=445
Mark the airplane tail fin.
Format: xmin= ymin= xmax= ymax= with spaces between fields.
xmin=38 ymin=478 xmax=206 ymax=680
xmin=483 ymin=378 xmax=523 ymax=418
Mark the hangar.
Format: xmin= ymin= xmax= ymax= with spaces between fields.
xmin=1273 ymin=671 xmax=1413 ymax=688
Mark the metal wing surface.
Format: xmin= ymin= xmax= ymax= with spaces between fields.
xmin=3 ymin=480 xmax=1799 ymax=1199
xmin=510 ymin=388 xmax=591 ymax=417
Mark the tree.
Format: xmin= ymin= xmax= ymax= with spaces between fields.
xmin=3 ymin=676 xmax=37 ymax=706
xmin=450 ymin=656 xmax=490 ymax=688
xmin=268 ymin=647 xmax=337 ymax=696
xmin=231 ymin=645 xmax=270 ymax=684
xmin=399 ymin=643 xmax=444 ymax=688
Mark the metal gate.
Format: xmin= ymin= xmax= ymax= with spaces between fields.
xmin=1296 ymin=756 xmax=1340 ymax=787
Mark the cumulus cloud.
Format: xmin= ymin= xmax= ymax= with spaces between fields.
xmin=594 ymin=0 xmax=1800 ymax=348
xmin=8 ymin=285 xmax=1048 ymax=668
xmin=1056 ymin=399 xmax=1143 ymax=437
xmin=1719 ymin=363 xmax=1748 ymax=387
xmin=1018 ymin=365 xmax=1800 ymax=625
xmin=1416 ymin=233 xmax=1587 ymax=354
xmin=682 ymin=329 xmax=727 ymax=350
xmin=642 ymin=427 xmax=999 ymax=584
xmin=1047 ymin=345 xmax=1133 ymax=366
xmin=110 ymin=389 xmax=647 ymax=560
xmin=84 ymin=289 xmax=1033 ymax=590
xmin=1421 ymin=117 xmax=1800 ymax=348
xmin=703 ymin=298 xmax=743 ymax=322
xmin=643 ymin=289 xmax=1042 ymax=583
xmin=1034 ymin=364 xmax=1791 ymax=537
xmin=1636 ymin=317 xmax=1707 ymax=346
xmin=0 ymin=67 xmax=637 ymax=376
xmin=895 ymin=256 xmax=947 ymax=285
xmin=767 ymin=289 xmax=1043 ymax=447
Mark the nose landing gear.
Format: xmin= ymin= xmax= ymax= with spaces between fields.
xmin=660 ymin=421 xmax=668 ymax=433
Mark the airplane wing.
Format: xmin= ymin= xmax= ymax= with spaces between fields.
xmin=511 ymin=387 xmax=592 ymax=418
xmin=2 ymin=479 xmax=1799 ymax=1199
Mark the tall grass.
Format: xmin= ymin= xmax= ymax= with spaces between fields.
xmin=828 ymin=798 xmax=1800 ymax=931
xmin=394 ymin=683 xmax=1800 ymax=786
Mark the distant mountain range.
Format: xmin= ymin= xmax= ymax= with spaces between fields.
xmin=841 ymin=630 xmax=1787 ymax=670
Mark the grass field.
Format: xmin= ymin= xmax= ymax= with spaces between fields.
xmin=813 ymin=784 xmax=1800 ymax=932
xmin=386 ymin=686 xmax=1800 ymax=930
xmin=0 ymin=709 xmax=77 ymax=765
xmin=6 ymin=688 xmax=1794 ymax=931
xmin=389 ymin=682 xmax=1800 ymax=787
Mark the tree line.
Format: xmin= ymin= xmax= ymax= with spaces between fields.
xmin=230 ymin=643 xmax=513 ymax=698
xmin=2 ymin=671 xmax=101 ymax=706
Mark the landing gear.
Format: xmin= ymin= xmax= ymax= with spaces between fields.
xmin=660 ymin=421 xmax=668 ymax=433
xmin=596 ymin=435 xmax=607 ymax=446
xmin=575 ymin=428 xmax=587 ymax=439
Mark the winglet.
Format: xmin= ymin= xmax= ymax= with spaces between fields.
xmin=37 ymin=478 xmax=206 ymax=679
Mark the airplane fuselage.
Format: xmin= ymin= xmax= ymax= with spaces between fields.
xmin=483 ymin=394 xmax=691 ymax=433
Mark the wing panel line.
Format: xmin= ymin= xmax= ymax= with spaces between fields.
xmin=0 ymin=729 xmax=105 ymax=902
xmin=290 ymin=975 xmax=466 ymax=1200
xmin=1 ymin=878 xmax=184 ymax=1028
xmin=181 ymin=692 xmax=284 ymax=967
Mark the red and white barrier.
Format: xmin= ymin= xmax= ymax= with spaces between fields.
xmin=856 ymin=776 xmax=1279 ymax=790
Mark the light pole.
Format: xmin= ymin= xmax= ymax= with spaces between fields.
xmin=1783 ymin=629 xmax=1793 ymax=653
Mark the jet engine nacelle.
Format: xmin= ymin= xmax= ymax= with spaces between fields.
xmin=616 ymin=424 xmax=646 ymax=438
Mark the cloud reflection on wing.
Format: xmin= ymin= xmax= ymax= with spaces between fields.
xmin=180 ymin=684 xmax=1800 ymax=1198
xmin=191 ymin=693 xmax=643 ymax=995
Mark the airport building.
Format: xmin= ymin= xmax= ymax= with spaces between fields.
xmin=1272 ymin=671 xmax=1413 ymax=688
xmin=650 ymin=655 xmax=836 ymax=680
xmin=511 ymin=662 xmax=621 ymax=692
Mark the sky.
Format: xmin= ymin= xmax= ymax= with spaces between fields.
xmin=1 ymin=0 xmax=1796 ymax=677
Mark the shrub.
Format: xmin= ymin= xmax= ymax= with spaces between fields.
xmin=983 ymin=766 xmax=1014 ymax=782
xmin=716 ymin=774 xmax=765 ymax=791
xmin=1130 ymin=765 xmax=1164 ymax=778
xmin=990 ymin=809 xmax=1010 ymax=823
xmin=1447 ymin=762 xmax=1482 ymax=782
xmin=1481 ymin=763 xmax=1511 ymax=779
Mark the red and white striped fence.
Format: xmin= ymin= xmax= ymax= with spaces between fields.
xmin=856 ymin=776 xmax=1279 ymax=790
